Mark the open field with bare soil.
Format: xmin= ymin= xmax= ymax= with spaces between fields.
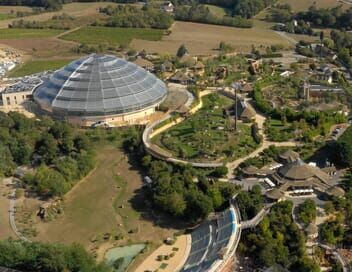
xmin=131 ymin=21 xmax=292 ymax=55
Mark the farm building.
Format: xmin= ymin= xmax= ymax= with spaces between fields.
xmin=33 ymin=54 xmax=168 ymax=126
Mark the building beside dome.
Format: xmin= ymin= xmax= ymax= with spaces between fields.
xmin=33 ymin=54 xmax=168 ymax=126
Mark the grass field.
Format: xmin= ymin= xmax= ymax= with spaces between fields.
xmin=277 ymin=0 xmax=350 ymax=11
xmin=131 ymin=21 xmax=292 ymax=55
xmin=0 ymin=28 xmax=63 ymax=39
xmin=203 ymin=4 xmax=228 ymax=17
xmin=60 ymin=26 xmax=164 ymax=45
xmin=154 ymin=93 xmax=258 ymax=162
xmin=26 ymin=144 xmax=177 ymax=266
xmin=9 ymin=58 xmax=74 ymax=77
xmin=266 ymin=118 xmax=295 ymax=142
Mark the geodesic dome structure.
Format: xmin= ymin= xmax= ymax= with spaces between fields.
xmin=34 ymin=54 xmax=167 ymax=117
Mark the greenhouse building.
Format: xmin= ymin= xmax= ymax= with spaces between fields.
xmin=33 ymin=54 xmax=168 ymax=126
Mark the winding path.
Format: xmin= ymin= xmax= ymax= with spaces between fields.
xmin=8 ymin=179 xmax=31 ymax=242
xmin=143 ymin=86 xmax=300 ymax=176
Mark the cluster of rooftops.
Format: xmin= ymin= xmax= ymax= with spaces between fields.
xmin=242 ymin=150 xmax=344 ymax=200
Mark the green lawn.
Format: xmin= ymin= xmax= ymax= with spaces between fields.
xmin=0 ymin=28 xmax=63 ymax=39
xmin=0 ymin=13 xmax=15 ymax=20
xmin=60 ymin=26 xmax=164 ymax=45
xmin=10 ymin=59 xmax=74 ymax=77
xmin=154 ymin=93 xmax=259 ymax=163
xmin=266 ymin=118 xmax=295 ymax=142
xmin=203 ymin=4 xmax=229 ymax=17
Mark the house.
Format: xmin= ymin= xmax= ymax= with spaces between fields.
xmin=265 ymin=154 xmax=345 ymax=201
xmin=161 ymin=60 xmax=173 ymax=72
xmin=133 ymin=56 xmax=154 ymax=72
xmin=234 ymin=99 xmax=256 ymax=122
xmin=162 ymin=1 xmax=174 ymax=13
xmin=240 ymin=83 xmax=253 ymax=94
xmin=169 ymin=71 xmax=192 ymax=84
xmin=179 ymin=54 xmax=197 ymax=67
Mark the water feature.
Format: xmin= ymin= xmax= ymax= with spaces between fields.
xmin=105 ymin=243 xmax=146 ymax=272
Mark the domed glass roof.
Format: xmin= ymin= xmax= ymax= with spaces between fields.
xmin=34 ymin=54 xmax=167 ymax=116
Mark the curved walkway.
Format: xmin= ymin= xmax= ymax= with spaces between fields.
xmin=143 ymin=86 xmax=300 ymax=174
xmin=8 ymin=179 xmax=31 ymax=242
xmin=143 ymin=86 xmax=224 ymax=168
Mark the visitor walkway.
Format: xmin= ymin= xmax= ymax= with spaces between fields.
xmin=240 ymin=204 xmax=272 ymax=229
xmin=8 ymin=179 xmax=31 ymax=242
xmin=143 ymin=85 xmax=300 ymax=174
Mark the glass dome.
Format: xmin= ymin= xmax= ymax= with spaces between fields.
xmin=34 ymin=54 xmax=167 ymax=117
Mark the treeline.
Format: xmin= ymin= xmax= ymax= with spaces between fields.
xmin=175 ymin=4 xmax=252 ymax=28
xmin=197 ymin=0 xmax=277 ymax=18
xmin=0 ymin=0 xmax=69 ymax=11
xmin=98 ymin=5 xmax=173 ymax=29
xmin=240 ymin=201 xmax=320 ymax=270
xmin=0 ymin=239 xmax=111 ymax=272
xmin=141 ymin=155 xmax=237 ymax=223
xmin=9 ymin=13 xmax=75 ymax=30
xmin=296 ymin=6 xmax=352 ymax=30
xmin=0 ymin=112 xmax=95 ymax=197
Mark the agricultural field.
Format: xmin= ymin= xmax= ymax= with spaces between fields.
xmin=60 ymin=26 xmax=164 ymax=46
xmin=0 ymin=28 xmax=63 ymax=39
xmin=9 ymin=58 xmax=74 ymax=77
xmin=277 ymin=0 xmax=351 ymax=12
xmin=154 ymin=93 xmax=258 ymax=163
xmin=0 ymin=2 xmax=120 ymax=28
xmin=131 ymin=21 xmax=292 ymax=55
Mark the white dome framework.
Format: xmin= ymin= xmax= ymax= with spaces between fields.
xmin=34 ymin=54 xmax=168 ymax=126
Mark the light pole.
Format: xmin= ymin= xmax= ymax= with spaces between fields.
xmin=232 ymin=82 xmax=242 ymax=131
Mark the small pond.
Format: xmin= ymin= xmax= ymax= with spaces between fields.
xmin=105 ymin=244 xmax=146 ymax=272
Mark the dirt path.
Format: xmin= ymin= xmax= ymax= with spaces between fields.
xmin=0 ymin=178 xmax=16 ymax=239
xmin=226 ymin=109 xmax=298 ymax=179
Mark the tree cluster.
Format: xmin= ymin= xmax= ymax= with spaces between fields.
xmin=240 ymin=201 xmax=320 ymax=270
xmin=0 ymin=239 xmax=110 ymax=272
xmin=142 ymin=155 xmax=238 ymax=223
xmin=296 ymin=6 xmax=352 ymax=31
xmin=297 ymin=199 xmax=316 ymax=226
xmin=175 ymin=4 xmax=252 ymax=28
xmin=0 ymin=0 xmax=67 ymax=11
xmin=232 ymin=0 xmax=277 ymax=19
xmin=236 ymin=185 xmax=264 ymax=220
xmin=99 ymin=5 xmax=173 ymax=29
xmin=0 ymin=112 xmax=94 ymax=197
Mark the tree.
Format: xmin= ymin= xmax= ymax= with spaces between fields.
xmin=0 ymin=143 xmax=16 ymax=177
xmin=290 ymin=257 xmax=321 ymax=272
xmin=297 ymin=199 xmax=317 ymax=226
xmin=176 ymin=44 xmax=188 ymax=58
xmin=0 ymin=239 xmax=110 ymax=271
xmin=113 ymin=257 xmax=124 ymax=269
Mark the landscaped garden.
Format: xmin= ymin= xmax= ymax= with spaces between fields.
xmin=153 ymin=93 xmax=259 ymax=162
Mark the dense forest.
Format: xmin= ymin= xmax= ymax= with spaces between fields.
xmin=0 ymin=112 xmax=95 ymax=197
xmin=239 ymin=201 xmax=320 ymax=270
xmin=98 ymin=5 xmax=173 ymax=29
xmin=175 ymin=4 xmax=252 ymax=28
xmin=0 ymin=239 xmax=111 ymax=272
xmin=141 ymin=154 xmax=237 ymax=223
